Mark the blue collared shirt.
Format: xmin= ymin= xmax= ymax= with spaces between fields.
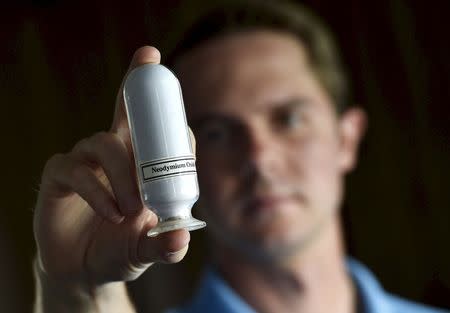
xmin=169 ymin=259 xmax=449 ymax=313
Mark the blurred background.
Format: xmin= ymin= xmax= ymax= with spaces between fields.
xmin=1 ymin=0 xmax=449 ymax=312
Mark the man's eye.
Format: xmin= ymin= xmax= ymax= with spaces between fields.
xmin=276 ymin=109 xmax=303 ymax=130
xmin=198 ymin=122 xmax=231 ymax=145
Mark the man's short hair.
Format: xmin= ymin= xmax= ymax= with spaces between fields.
xmin=163 ymin=0 xmax=351 ymax=113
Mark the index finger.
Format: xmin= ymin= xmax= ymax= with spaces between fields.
xmin=110 ymin=46 xmax=161 ymax=135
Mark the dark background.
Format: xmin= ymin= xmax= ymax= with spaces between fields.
xmin=1 ymin=0 xmax=449 ymax=312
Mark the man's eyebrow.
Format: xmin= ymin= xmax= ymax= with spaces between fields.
xmin=189 ymin=113 xmax=239 ymax=129
xmin=188 ymin=98 xmax=311 ymax=127
xmin=273 ymin=97 xmax=310 ymax=109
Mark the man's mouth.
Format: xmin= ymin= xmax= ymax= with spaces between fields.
xmin=231 ymin=183 xmax=306 ymax=220
xmin=251 ymin=194 xmax=290 ymax=207
xmin=242 ymin=194 xmax=294 ymax=218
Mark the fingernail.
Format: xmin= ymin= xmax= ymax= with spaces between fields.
xmin=165 ymin=251 xmax=178 ymax=257
xmin=111 ymin=214 xmax=125 ymax=224
xmin=162 ymin=244 xmax=189 ymax=260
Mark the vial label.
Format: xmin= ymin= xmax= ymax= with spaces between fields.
xmin=141 ymin=156 xmax=196 ymax=182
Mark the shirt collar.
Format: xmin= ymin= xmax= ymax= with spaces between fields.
xmin=184 ymin=258 xmax=393 ymax=313
xmin=347 ymin=258 xmax=394 ymax=313
xmin=186 ymin=265 xmax=256 ymax=313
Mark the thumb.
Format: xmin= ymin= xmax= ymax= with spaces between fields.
xmin=137 ymin=229 xmax=191 ymax=265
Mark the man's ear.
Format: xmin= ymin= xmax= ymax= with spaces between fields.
xmin=338 ymin=107 xmax=368 ymax=173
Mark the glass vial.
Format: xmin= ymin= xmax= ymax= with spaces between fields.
xmin=123 ymin=63 xmax=206 ymax=237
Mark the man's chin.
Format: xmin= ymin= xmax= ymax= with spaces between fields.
xmin=211 ymin=227 xmax=310 ymax=265
xmin=209 ymin=216 xmax=331 ymax=265
xmin=246 ymin=232 xmax=314 ymax=262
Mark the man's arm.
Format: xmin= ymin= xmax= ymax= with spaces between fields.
xmin=33 ymin=259 xmax=136 ymax=313
xmin=33 ymin=46 xmax=190 ymax=313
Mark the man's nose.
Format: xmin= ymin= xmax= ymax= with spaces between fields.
xmin=239 ymin=128 xmax=279 ymax=178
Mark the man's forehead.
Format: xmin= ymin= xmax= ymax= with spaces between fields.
xmin=175 ymin=30 xmax=309 ymax=81
xmin=174 ymin=30 xmax=316 ymax=115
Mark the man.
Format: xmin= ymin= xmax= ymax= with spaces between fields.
xmin=33 ymin=1 xmax=448 ymax=312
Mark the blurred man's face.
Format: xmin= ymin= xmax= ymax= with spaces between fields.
xmin=176 ymin=30 xmax=363 ymax=260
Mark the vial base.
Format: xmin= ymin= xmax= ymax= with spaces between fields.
xmin=147 ymin=216 xmax=206 ymax=237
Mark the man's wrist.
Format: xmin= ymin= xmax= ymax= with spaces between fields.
xmin=33 ymin=258 xmax=136 ymax=313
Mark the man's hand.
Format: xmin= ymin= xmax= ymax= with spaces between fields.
xmin=33 ymin=46 xmax=191 ymax=312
